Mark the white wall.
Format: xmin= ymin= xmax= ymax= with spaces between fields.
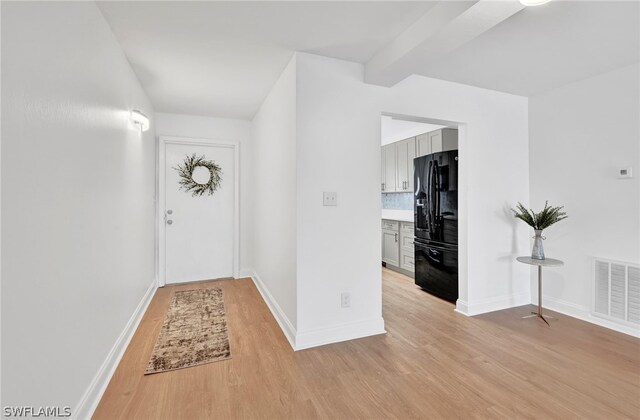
xmin=1 ymin=1 xmax=156 ymax=411
xmin=250 ymin=57 xmax=298 ymax=341
xmin=529 ymin=63 xmax=640 ymax=332
xmin=380 ymin=116 xmax=445 ymax=146
xmin=155 ymin=113 xmax=253 ymax=273
xmin=387 ymin=71 xmax=531 ymax=314
xmin=294 ymin=53 xmax=530 ymax=348
xmin=295 ymin=55 xmax=387 ymax=347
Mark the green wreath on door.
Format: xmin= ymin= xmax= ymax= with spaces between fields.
xmin=174 ymin=153 xmax=223 ymax=197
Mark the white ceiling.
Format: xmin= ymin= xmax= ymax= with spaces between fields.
xmin=411 ymin=1 xmax=640 ymax=96
xmin=97 ymin=1 xmax=640 ymax=120
xmin=97 ymin=1 xmax=435 ymax=119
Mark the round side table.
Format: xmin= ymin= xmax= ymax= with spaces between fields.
xmin=516 ymin=256 xmax=564 ymax=326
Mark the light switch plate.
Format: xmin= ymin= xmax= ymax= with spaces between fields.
xmin=341 ymin=292 xmax=351 ymax=308
xmin=618 ymin=167 xmax=633 ymax=179
xmin=323 ymin=192 xmax=337 ymax=206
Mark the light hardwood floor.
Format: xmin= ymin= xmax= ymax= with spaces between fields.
xmin=94 ymin=268 xmax=640 ymax=419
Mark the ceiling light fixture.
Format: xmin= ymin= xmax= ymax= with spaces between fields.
xmin=130 ymin=110 xmax=150 ymax=132
xmin=519 ymin=0 xmax=552 ymax=6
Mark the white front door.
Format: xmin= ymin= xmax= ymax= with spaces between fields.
xmin=159 ymin=137 xmax=236 ymax=285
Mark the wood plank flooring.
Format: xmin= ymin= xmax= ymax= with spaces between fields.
xmin=94 ymin=268 xmax=640 ymax=419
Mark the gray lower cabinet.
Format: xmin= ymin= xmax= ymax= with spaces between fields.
xmin=399 ymin=222 xmax=415 ymax=273
xmin=382 ymin=220 xmax=399 ymax=267
xmin=382 ymin=220 xmax=414 ymax=275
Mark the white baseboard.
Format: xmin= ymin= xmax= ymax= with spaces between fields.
xmin=464 ymin=292 xmax=530 ymax=316
xmin=455 ymin=299 xmax=470 ymax=316
xmin=540 ymin=295 xmax=640 ymax=338
xmin=73 ymin=279 xmax=157 ymax=420
xmin=249 ymin=269 xmax=386 ymax=351
xmin=538 ymin=295 xmax=588 ymax=316
xmin=237 ymin=268 xmax=254 ymax=279
xmin=295 ymin=318 xmax=386 ymax=351
xmin=248 ymin=270 xmax=298 ymax=350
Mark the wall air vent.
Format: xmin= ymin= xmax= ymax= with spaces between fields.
xmin=593 ymin=258 xmax=640 ymax=328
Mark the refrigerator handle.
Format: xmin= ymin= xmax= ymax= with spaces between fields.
xmin=434 ymin=159 xmax=441 ymax=225
xmin=426 ymin=160 xmax=433 ymax=233
xmin=429 ymin=159 xmax=437 ymax=233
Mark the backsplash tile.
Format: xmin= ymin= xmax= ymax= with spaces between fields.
xmin=382 ymin=193 xmax=413 ymax=210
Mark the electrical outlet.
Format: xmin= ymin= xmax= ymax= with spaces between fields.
xmin=323 ymin=192 xmax=337 ymax=206
xmin=341 ymin=292 xmax=351 ymax=308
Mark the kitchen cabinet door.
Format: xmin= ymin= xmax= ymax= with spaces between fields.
xmin=407 ymin=138 xmax=416 ymax=192
xmin=417 ymin=129 xmax=458 ymax=156
xmin=441 ymin=128 xmax=459 ymax=152
xmin=382 ymin=144 xmax=396 ymax=192
xmin=429 ymin=130 xmax=443 ymax=154
xmin=395 ymin=137 xmax=416 ymax=192
xmin=382 ymin=229 xmax=400 ymax=267
xmin=416 ymin=133 xmax=430 ymax=157
xmin=400 ymin=251 xmax=415 ymax=272
xmin=381 ymin=147 xmax=386 ymax=192
xmin=400 ymin=222 xmax=415 ymax=273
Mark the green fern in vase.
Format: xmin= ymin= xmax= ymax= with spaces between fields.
xmin=512 ymin=201 xmax=568 ymax=231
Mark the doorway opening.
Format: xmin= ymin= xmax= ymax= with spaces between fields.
xmin=380 ymin=113 xmax=466 ymax=312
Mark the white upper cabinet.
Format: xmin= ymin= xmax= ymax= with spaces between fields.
xmin=440 ymin=128 xmax=458 ymax=153
xmin=383 ymin=128 xmax=458 ymax=193
xmin=381 ymin=144 xmax=396 ymax=192
xmin=416 ymin=128 xmax=458 ymax=157
xmin=416 ymin=133 xmax=430 ymax=157
xmin=429 ymin=130 xmax=442 ymax=153
xmin=381 ymin=146 xmax=386 ymax=192
xmin=395 ymin=137 xmax=416 ymax=192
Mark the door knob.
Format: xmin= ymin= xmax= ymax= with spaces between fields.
xmin=166 ymin=209 xmax=173 ymax=215
xmin=166 ymin=220 xmax=173 ymax=225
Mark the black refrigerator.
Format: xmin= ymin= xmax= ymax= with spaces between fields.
xmin=413 ymin=150 xmax=459 ymax=303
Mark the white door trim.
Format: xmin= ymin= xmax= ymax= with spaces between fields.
xmin=157 ymin=135 xmax=240 ymax=287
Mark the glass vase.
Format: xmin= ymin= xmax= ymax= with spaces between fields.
xmin=532 ymin=229 xmax=545 ymax=260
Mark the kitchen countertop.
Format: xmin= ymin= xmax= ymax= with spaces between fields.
xmin=381 ymin=209 xmax=414 ymax=223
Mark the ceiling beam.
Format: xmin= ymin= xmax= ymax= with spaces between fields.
xmin=365 ymin=0 xmax=526 ymax=87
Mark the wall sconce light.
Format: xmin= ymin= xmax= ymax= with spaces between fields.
xmin=130 ymin=110 xmax=150 ymax=132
